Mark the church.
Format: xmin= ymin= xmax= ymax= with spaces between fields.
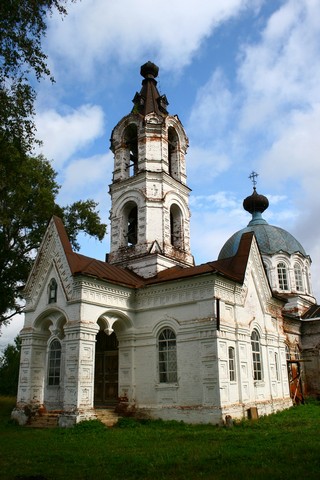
xmin=13 ymin=62 xmax=320 ymax=427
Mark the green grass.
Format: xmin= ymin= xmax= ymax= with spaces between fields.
xmin=1 ymin=397 xmax=320 ymax=479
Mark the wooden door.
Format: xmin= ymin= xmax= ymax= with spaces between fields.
xmin=94 ymin=331 xmax=118 ymax=405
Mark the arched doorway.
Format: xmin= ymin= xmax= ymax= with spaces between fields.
xmin=94 ymin=331 xmax=119 ymax=406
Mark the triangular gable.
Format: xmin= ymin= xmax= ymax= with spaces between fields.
xmin=24 ymin=216 xmax=74 ymax=310
xmin=148 ymin=240 xmax=163 ymax=255
xmin=239 ymin=233 xmax=279 ymax=314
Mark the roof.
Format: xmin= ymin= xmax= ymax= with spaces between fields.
xmin=219 ymin=222 xmax=307 ymax=259
xmin=131 ymin=61 xmax=169 ymax=117
xmin=302 ymin=304 xmax=320 ymax=320
xmin=53 ymin=216 xmax=254 ymax=289
xmin=52 ymin=216 xmax=143 ymax=288
xmin=219 ymin=188 xmax=307 ymax=259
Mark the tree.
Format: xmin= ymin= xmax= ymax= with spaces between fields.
xmin=0 ymin=336 xmax=21 ymax=395
xmin=0 ymin=1 xmax=107 ymax=326
xmin=0 ymin=1 xmax=75 ymax=150
xmin=0 ymin=149 xmax=107 ymax=325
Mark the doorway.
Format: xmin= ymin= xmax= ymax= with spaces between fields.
xmin=94 ymin=331 xmax=119 ymax=406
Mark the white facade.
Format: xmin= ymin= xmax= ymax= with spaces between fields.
xmin=13 ymin=62 xmax=295 ymax=426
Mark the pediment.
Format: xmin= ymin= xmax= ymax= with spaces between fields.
xmin=24 ymin=217 xmax=74 ymax=310
xmin=239 ymin=235 xmax=274 ymax=312
xmin=148 ymin=240 xmax=163 ymax=254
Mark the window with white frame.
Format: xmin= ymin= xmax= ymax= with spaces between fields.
xmin=251 ymin=330 xmax=263 ymax=381
xmin=277 ymin=262 xmax=289 ymax=290
xmin=48 ymin=339 xmax=61 ymax=386
xmin=228 ymin=346 xmax=236 ymax=382
xmin=294 ymin=263 xmax=303 ymax=292
xmin=158 ymin=328 xmax=177 ymax=383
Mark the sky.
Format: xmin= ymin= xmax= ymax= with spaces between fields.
xmin=1 ymin=0 xmax=320 ymax=349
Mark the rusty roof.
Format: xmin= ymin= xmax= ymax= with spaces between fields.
xmin=143 ymin=232 xmax=253 ymax=286
xmin=52 ymin=216 xmax=143 ymax=288
xmin=302 ymin=304 xmax=320 ymax=319
xmin=53 ymin=216 xmax=254 ymax=290
xmin=132 ymin=61 xmax=168 ymax=117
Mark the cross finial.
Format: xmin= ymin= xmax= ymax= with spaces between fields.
xmin=249 ymin=171 xmax=258 ymax=189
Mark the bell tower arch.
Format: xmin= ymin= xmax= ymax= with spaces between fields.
xmin=108 ymin=62 xmax=194 ymax=278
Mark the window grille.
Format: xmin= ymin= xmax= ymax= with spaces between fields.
xmin=294 ymin=263 xmax=303 ymax=291
xmin=277 ymin=262 xmax=289 ymax=290
xmin=48 ymin=339 xmax=61 ymax=386
xmin=158 ymin=328 xmax=177 ymax=383
xmin=251 ymin=330 xmax=263 ymax=381
xmin=228 ymin=346 xmax=236 ymax=382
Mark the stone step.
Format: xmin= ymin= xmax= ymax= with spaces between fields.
xmin=26 ymin=412 xmax=59 ymax=428
xmin=94 ymin=408 xmax=120 ymax=427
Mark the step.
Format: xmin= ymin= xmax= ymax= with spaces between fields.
xmin=94 ymin=408 xmax=120 ymax=427
xmin=26 ymin=412 xmax=59 ymax=428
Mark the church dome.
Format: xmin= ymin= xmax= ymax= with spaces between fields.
xmin=218 ymin=186 xmax=307 ymax=259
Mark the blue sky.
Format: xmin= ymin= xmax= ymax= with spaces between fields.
xmin=2 ymin=0 xmax=320 ymax=348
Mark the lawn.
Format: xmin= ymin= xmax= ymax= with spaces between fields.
xmin=0 ymin=396 xmax=319 ymax=479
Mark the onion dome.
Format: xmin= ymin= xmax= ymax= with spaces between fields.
xmin=219 ymin=184 xmax=307 ymax=259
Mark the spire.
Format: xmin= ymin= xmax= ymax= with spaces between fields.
xmin=132 ymin=61 xmax=169 ymax=116
xmin=243 ymin=171 xmax=269 ymax=226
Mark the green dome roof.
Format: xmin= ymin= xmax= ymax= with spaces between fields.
xmin=218 ymin=188 xmax=307 ymax=259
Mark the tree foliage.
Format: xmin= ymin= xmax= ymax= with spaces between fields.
xmin=0 ymin=1 xmax=107 ymax=326
xmin=0 ymin=336 xmax=21 ymax=395
xmin=0 ymin=1 xmax=73 ymax=148
xmin=0 ymin=146 xmax=107 ymax=324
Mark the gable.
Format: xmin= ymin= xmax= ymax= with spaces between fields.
xmin=23 ymin=217 xmax=74 ymax=311
xmin=240 ymin=234 xmax=279 ymax=315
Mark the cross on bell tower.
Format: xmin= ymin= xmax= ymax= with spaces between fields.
xmin=107 ymin=62 xmax=194 ymax=278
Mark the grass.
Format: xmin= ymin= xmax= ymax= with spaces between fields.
xmin=0 ymin=397 xmax=320 ymax=479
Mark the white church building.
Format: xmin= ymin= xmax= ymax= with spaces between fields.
xmin=13 ymin=62 xmax=320 ymax=426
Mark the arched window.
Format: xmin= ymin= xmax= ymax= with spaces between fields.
xmin=277 ymin=262 xmax=289 ymax=290
xmin=251 ymin=330 xmax=263 ymax=381
xmin=124 ymin=124 xmax=138 ymax=177
xmin=228 ymin=347 xmax=236 ymax=382
xmin=168 ymin=127 xmax=179 ymax=178
xmin=294 ymin=263 xmax=303 ymax=292
xmin=48 ymin=339 xmax=61 ymax=386
xmin=124 ymin=203 xmax=138 ymax=246
xmin=158 ymin=328 xmax=177 ymax=383
xmin=294 ymin=345 xmax=300 ymax=360
xmin=170 ymin=204 xmax=183 ymax=248
xmin=48 ymin=278 xmax=57 ymax=304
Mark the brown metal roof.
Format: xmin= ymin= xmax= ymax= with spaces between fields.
xmin=52 ymin=216 xmax=143 ymax=288
xmin=302 ymin=304 xmax=320 ymax=319
xmin=143 ymin=232 xmax=254 ymax=286
xmin=132 ymin=61 xmax=168 ymax=117
xmin=53 ymin=217 xmax=254 ymax=290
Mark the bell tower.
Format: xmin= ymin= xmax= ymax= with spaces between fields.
xmin=108 ymin=61 xmax=194 ymax=278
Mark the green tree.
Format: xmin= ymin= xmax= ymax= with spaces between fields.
xmin=0 ymin=1 xmax=75 ymax=149
xmin=0 ymin=149 xmax=106 ymax=325
xmin=0 ymin=336 xmax=21 ymax=395
xmin=0 ymin=1 xmax=107 ymax=326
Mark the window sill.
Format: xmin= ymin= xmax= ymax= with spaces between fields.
xmin=155 ymin=383 xmax=179 ymax=390
xmin=253 ymin=381 xmax=265 ymax=387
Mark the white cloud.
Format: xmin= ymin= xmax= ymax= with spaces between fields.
xmin=259 ymin=104 xmax=320 ymax=188
xmin=237 ymin=0 xmax=320 ymax=132
xmin=188 ymin=69 xmax=234 ymax=139
xmin=187 ymin=146 xmax=231 ymax=188
xmin=47 ymin=0 xmax=261 ymax=78
xmin=59 ymin=153 xmax=113 ymax=204
xmin=35 ymin=105 xmax=105 ymax=167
